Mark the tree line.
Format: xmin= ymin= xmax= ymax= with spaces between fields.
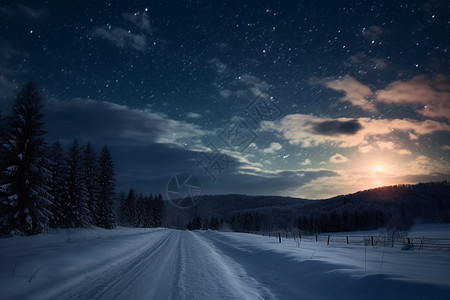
xmin=186 ymin=212 xmax=262 ymax=232
xmin=118 ymin=188 xmax=165 ymax=228
xmin=297 ymin=209 xmax=386 ymax=234
xmin=0 ymin=81 xmax=117 ymax=235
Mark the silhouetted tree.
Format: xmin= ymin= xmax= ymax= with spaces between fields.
xmin=65 ymin=139 xmax=90 ymax=227
xmin=119 ymin=188 xmax=135 ymax=226
xmin=83 ymin=142 xmax=98 ymax=225
xmin=0 ymin=81 xmax=53 ymax=235
xmin=97 ymin=146 xmax=116 ymax=228
xmin=48 ymin=139 xmax=67 ymax=228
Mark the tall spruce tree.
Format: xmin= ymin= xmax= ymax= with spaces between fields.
xmin=0 ymin=81 xmax=53 ymax=235
xmin=48 ymin=139 xmax=67 ymax=228
xmin=97 ymin=146 xmax=116 ymax=229
xmin=83 ymin=142 xmax=98 ymax=225
xmin=65 ymin=139 xmax=90 ymax=227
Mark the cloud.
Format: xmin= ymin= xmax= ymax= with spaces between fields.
xmin=0 ymin=76 xmax=18 ymax=109
xmin=191 ymin=148 xmax=338 ymax=196
xmin=208 ymin=58 xmax=228 ymax=74
xmin=93 ymin=27 xmax=147 ymax=51
xmin=311 ymin=119 xmax=362 ymax=136
xmin=321 ymin=75 xmax=450 ymax=120
xmin=358 ymin=141 xmax=412 ymax=155
xmin=0 ymin=42 xmax=28 ymax=111
xmin=219 ymin=90 xmax=232 ymax=98
xmin=362 ymin=25 xmax=383 ymax=40
xmin=262 ymin=142 xmax=282 ymax=154
xmin=42 ymin=98 xmax=218 ymax=195
xmin=300 ymin=159 xmax=311 ymax=166
xmin=262 ymin=114 xmax=450 ymax=148
xmin=407 ymin=155 xmax=450 ymax=176
xmin=324 ymin=75 xmax=377 ymax=112
xmin=409 ymin=132 xmax=419 ymax=140
xmin=346 ymin=52 xmax=387 ymax=73
xmin=93 ymin=11 xmax=156 ymax=51
xmin=330 ymin=153 xmax=348 ymax=163
xmin=122 ymin=12 xmax=152 ymax=32
xmin=206 ymin=169 xmax=339 ymax=196
xmin=397 ymin=149 xmax=412 ymax=155
xmin=186 ymin=112 xmax=202 ymax=119
xmin=0 ymin=4 xmax=48 ymax=19
xmin=240 ymin=74 xmax=270 ymax=98
xmin=375 ymin=75 xmax=450 ymax=121
xmin=44 ymin=98 xmax=207 ymax=146
xmin=16 ymin=4 xmax=48 ymax=19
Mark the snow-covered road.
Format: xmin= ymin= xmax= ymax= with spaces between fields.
xmin=1 ymin=228 xmax=449 ymax=299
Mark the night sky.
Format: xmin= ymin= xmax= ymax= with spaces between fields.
xmin=1 ymin=1 xmax=449 ymax=199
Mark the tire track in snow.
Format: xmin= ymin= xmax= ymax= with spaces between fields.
xmin=49 ymin=230 xmax=179 ymax=300
xmin=174 ymin=231 xmax=276 ymax=300
xmin=51 ymin=229 xmax=273 ymax=300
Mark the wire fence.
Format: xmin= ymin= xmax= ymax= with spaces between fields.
xmin=260 ymin=231 xmax=450 ymax=251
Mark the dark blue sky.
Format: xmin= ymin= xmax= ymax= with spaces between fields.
xmin=1 ymin=1 xmax=449 ymax=199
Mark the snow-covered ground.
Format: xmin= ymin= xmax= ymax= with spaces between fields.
xmin=0 ymin=225 xmax=449 ymax=300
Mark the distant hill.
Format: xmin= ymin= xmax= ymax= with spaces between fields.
xmin=165 ymin=181 xmax=450 ymax=233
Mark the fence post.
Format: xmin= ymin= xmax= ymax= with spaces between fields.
xmin=371 ymin=236 xmax=374 ymax=246
xmin=278 ymin=232 xmax=281 ymax=243
xmin=346 ymin=236 xmax=349 ymax=245
xmin=315 ymin=235 xmax=318 ymax=242
xmin=407 ymin=237 xmax=411 ymax=245
xmin=327 ymin=235 xmax=330 ymax=245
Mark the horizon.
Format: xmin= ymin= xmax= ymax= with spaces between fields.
xmin=158 ymin=180 xmax=449 ymax=204
xmin=1 ymin=1 xmax=449 ymax=199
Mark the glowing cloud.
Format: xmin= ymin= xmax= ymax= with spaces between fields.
xmin=330 ymin=154 xmax=348 ymax=163
xmin=375 ymin=75 xmax=450 ymax=121
xmin=325 ymin=75 xmax=377 ymax=112
xmin=263 ymin=142 xmax=282 ymax=154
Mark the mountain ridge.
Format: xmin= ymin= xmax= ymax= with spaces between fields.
xmin=166 ymin=181 xmax=450 ymax=233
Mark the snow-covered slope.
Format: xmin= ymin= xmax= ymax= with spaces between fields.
xmin=0 ymin=226 xmax=449 ymax=299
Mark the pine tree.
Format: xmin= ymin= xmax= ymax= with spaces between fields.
xmin=135 ymin=194 xmax=145 ymax=227
xmin=0 ymin=113 xmax=11 ymax=234
xmin=48 ymin=139 xmax=67 ymax=228
xmin=65 ymin=139 xmax=90 ymax=227
xmin=143 ymin=194 xmax=153 ymax=228
xmin=119 ymin=188 xmax=135 ymax=226
xmin=0 ymin=81 xmax=53 ymax=235
xmin=97 ymin=146 xmax=116 ymax=229
xmin=154 ymin=194 xmax=164 ymax=227
xmin=116 ymin=191 xmax=125 ymax=225
xmin=0 ymin=112 xmax=7 ymax=165
xmin=83 ymin=142 xmax=98 ymax=225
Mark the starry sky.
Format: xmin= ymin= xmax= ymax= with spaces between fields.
xmin=1 ymin=1 xmax=449 ymax=199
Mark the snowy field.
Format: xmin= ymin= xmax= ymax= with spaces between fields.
xmin=0 ymin=225 xmax=449 ymax=300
